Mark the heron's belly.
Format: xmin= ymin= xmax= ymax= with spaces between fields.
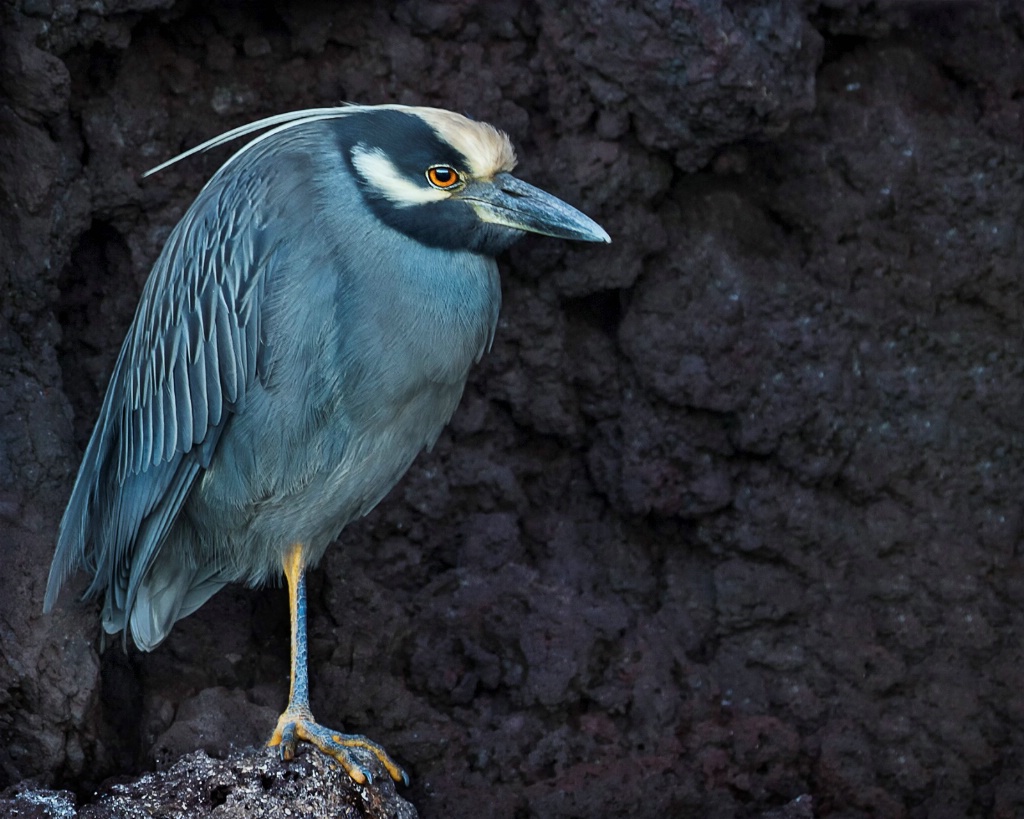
xmin=180 ymin=380 xmax=464 ymax=584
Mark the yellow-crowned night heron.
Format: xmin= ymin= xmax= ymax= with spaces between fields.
xmin=45 ymin=104 xmax=609 ymax=784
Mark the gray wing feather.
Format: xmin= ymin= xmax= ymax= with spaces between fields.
xmin=44 ymin=163 xmax=275 ymax=630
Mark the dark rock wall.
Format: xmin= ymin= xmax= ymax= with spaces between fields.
xmin=3 ymin=1 xmax=1024 ymax=817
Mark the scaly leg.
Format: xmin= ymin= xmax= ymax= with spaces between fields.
xmin=268 ymin=543 xmax=407 ymax=785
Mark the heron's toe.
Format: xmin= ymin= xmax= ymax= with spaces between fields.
xmin=268 ymin=708 xmax=407 ymax=785
xmin=268 ymin=704 xmax=307 ymax=761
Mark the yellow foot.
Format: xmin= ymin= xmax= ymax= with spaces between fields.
xmin=268 ymin=706 xmax=408 ymax=786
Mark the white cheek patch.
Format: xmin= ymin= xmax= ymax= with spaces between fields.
xmin=469 ymin=201 xmax=524 ymax=230
xmin=351 ymin=145 xmax=448 ymax=207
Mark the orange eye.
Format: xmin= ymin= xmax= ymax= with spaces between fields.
xmin=426 ymin=165 xmax=461 ymax=189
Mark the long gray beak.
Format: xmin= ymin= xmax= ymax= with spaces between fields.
xmin=463 ymin=172 xmax=611 ymax=243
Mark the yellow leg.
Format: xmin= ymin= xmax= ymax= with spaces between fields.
xmin=267 ymin=543 xmax=407 ymax=785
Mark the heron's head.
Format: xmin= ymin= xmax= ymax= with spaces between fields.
xmin=339 ymin=106 xmax=611 ymax=256
xmin=146 ymin=104 xmax=610 ymax=257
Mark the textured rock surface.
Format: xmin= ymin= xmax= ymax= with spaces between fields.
xmin=3 ymin=1 xmax=1024 ymax=817
xmin=0 ymin=747 xmax=417 ymax=818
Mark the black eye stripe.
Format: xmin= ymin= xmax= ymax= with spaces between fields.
xmin=334 ymin=110 xmax=472 ymax=187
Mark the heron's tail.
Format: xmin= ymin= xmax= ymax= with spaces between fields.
xmin=103 ymin=547 xmax=228 ymax=652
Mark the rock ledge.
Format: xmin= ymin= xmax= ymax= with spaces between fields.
xmin=2 ymin=748 xmax=417 ymax=819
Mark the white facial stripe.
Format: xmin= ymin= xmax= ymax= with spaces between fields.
xmin=351 ymin=145 xmax=448 ymax=207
